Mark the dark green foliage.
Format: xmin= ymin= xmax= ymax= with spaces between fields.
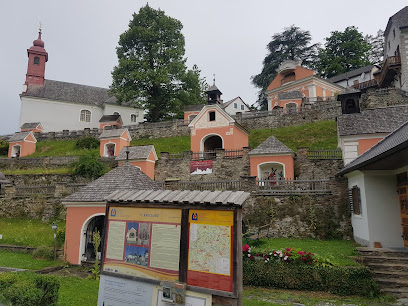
xmin=0 ymin=139 xmax=8 ymax=155
xmin=243 ymin=260 xmax=379 ymax=297
xmin=75 ymin=137 xmax=99 ymax=149
xmin=111 ymin=5 xmax=206 ymax=122
xmin=252 ymin=25 xmax=318 ymax=109
xmin=0 ymin=272 xmax=60 ymax=306
xmin=316 ymin=26 xmax=372 ymax=78
xmin=33 ymin=246 xmax=54 ymax=261
xmin=56 ymin=227 xmax=65 ymax=247
xmin=71 ymin=152 xmax=107 ymax=179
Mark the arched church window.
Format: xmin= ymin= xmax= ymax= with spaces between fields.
xmin=34 ymin=57 xmax=40 ymax=65
xmin=80 ymin=110 xmax=91 ymax=122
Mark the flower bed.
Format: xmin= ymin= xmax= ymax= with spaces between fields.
xmin=242 ymin=245 xmax=379 ymax=297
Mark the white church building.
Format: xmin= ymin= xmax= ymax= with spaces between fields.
xmin=19 ymin=30 xmax=143 ymax=133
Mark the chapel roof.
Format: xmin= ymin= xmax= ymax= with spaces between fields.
xmin=386 ymin=6 xmax=408 ymax=34
xmin=107 ymin=189 xmax=250 ymax=207
xmin=99 ymin=114 xmax=122 ymax=123
xmin=337 ymin=105 xmax=408 ymax=136
xmin=339 ymin=120 xmax=408 ymax=175
xmin=22 ymin=79 xmax=118 ymax=107
xmin=63 ymin=162 xmax=162 ymax=202
xmin=249 ymin=135 xmax=294 ymax=155
xmin=99 ymin=128 xmax=128 ymax=139
xmin=8 ymin=131 xmax=32 ymax=142
xmin=184 ymin=104 xmax=206 ymax=112
xmin=116 ymin=145 xmax=155 ymax=161
xmin=328 ymin=65 xmax=375 ymax=83
xmin=20 ymin=122 xmax=41 ymax=129
xmin=206 ymin=84 xmax=222 ymax=94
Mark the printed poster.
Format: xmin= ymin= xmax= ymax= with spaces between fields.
xmin=187 ymin=210 xmax=234 ymax=292
xmin=190 ymin=160 xmax=212 ymax=175
xmin=103 ymin=207 xmax=182 ymax=281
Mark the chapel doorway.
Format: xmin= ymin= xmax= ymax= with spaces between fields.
xmin=84 ymin=215 xmax=105 ymax=261
xmin=12 ymin=145 xmax=21 ymax=158
xmin=398 ymin=185 xmax=408 ymax=247
xmin=105 ymin=143 xmax=115 ymax=157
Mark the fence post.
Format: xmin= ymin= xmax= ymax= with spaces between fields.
xmin=239 ymin=176 xmax=257 ymax=192
xmin=183 ymin=151 xmax=192 ymax=160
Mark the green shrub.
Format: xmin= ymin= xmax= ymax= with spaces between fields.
xmin=0 ymin=272 xmax=60 ymax=306
xmin=33 ymin=246 xmax=54 ymax=261
xmin=0 ymin=139 xmax=8 ymax=156
xmin=243 ymin=260 xmax=379 ymax=297
xmin=56 ymin=228 xmax=65 ymax=247
xmin=71 ymin=152 xmax=107 ymax=179
xmin=75 ymin=137 xmax=99 ymax=149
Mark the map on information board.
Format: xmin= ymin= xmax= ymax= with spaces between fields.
xmin=187 ymin=210 xmax=234 ymax=292
xmin=189 ymin=223 xmax=231 ymax=275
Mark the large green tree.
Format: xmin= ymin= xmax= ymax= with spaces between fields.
xmin=316 ymin=26 xmax=372 ymax=78
xmin=252 ymin=25 xmax=319 ymax=109
xmin=365 ymin=29 xmax=384 ymax=65
xmin=110 ymin=5 xmax=206 ymax=122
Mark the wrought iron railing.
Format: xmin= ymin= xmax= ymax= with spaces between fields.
xmin=307 ymin=149 xmax=342 ymax=160
xmin=177 ymin=180 xmax=243 ymax=191
xmin=256 ymin=178 xmax=331 ymax=194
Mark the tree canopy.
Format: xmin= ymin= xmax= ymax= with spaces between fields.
xmin=251 ymin=25 xmax=319 ymax=109
xmin=110 ymin=5 xmax=206 ymax=122
xmin=315 ymin=26 xmax=372 ymax=78
xmin=365 ymin=29 xmax=384 ymax=65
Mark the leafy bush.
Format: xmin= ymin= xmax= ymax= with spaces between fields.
xmin=56 ymin=228 xmax=65 ymax=247
xmin=33 ymin=246 xmax=54 ymax=261
xmin=0 ymin=139 xmax=8 ymax=156
xmin=0 ymin=272 xmax=60 ymax=305
xmin=243 ymin=259 xmax=379 ymax=297
xmin=75 ymin=137 xmax=99 ymax=149
xmin=71 ymin=152 xmax=107 ymax=179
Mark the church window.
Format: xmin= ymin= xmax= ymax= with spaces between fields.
xmin=241 ymin=105 xmax=244 ymax=110
xmin=234 ymin=103 xmax=237 ymax=109
xmin=131 ymin=114 xmax=138 ymax=122
xmin=34 ymin=57 xmax=40 ymax=65
xmin=80 ymin=110 xmax=91 ymax=122
xmin=393 ymin=28 xmax=396 ymax=40
xmin=349 ymin=186 xmax=361 ymax=215
xmin=209 ymin=111 xmax=216 ymax=121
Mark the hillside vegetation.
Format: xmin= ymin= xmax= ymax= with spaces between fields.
xmin=2 ymin=120 xmax=337 ymax=159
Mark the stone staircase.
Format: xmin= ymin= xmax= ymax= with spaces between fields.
xmin=357 ymin=247 xmax=408 ymax=299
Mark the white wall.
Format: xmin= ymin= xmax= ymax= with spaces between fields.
xmin=364 ymin=172 xmax=403 ymax=248
xmin=19 ymin=97 xmax=143 ymax=133
xmin=347 ymin=171 xmax=370 ymax=246
xmin=103 ymin=104 xmax=144 ymax=125
xmin=223 ymin=97 xmax=250 ymax=115
xmin=20 ymin=97 xmax=103 ymax=133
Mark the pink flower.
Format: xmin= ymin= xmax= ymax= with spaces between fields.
xmin=242 ymin=244 xmax=250 ymax=252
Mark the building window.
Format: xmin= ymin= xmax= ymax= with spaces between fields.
xmin=349 ymin=185 xmax=362 ymax=215
xmin=131 ymin=114 xmax=138 ymax=122
xmin=34 ymin=57 xmax=40 ymax=65
xmin=388 ymin=40 xmax=390 ymax=50
xmin=234 ymin=103 xmax=237 ymax=109
xmin=353 ymin=80 xmax=358 ymax=85
xmin=209 ymin=111 xmax=215 ymax=121
xmin=241 ymin=105 xmax=244 ymax=110
xmin=80 ymin=110 xmax=91 ymax=122
xmin=393 ymin=28 xmax=396 ymax=39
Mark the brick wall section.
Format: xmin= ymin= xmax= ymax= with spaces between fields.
xmin=0 ymin=156 xmax=117 ymax=170
xmin=360 ymin=88 xmax=408 ymax=109
xmin=155 ymin=148 xmax=251 ymax=181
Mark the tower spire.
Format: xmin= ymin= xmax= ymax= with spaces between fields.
xmin=24 ymin=28 xmax=48 ymax=89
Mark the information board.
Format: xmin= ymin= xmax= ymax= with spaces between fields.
xmin=187 ymin=210 xmax=234 ymax=292
xmin=103 ymin=206 xmax=182 ymax=281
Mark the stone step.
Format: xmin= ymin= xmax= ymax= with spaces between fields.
xmin=374 ymin=278 xmax=408 ymax=288
xmin=357 ymin=247 xmax=408 ymax=259
xmin=368 ymin=262 xmax=408 ymax=273
xmin=372 ymin=270 xmax=408 ymax=279
xmin=361 ymin=255 xmax=408 ymax=264
xmin=381 ymin=288 xmax=408 ymax=299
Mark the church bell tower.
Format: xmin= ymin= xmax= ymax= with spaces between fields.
xmin=24 ymin=28 xmax=48 ymax=89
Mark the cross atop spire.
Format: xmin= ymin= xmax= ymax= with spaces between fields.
xmin=213 ymin=73 xmax=216 ymax=85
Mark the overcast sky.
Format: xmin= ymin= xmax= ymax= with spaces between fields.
xmin=0 ymin=1 xmax=406 ymax=135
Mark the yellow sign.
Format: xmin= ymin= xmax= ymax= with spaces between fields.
xmin=108 ymin=207 xmax=182 ymax=224
xmin=189 ymin=210 xmax=233 ymax=226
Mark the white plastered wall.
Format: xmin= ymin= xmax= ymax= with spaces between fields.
xmin=103 ymin=104 xmax=144 ymax=125
xmin=364 ymin=172 xmax=403 ymax=248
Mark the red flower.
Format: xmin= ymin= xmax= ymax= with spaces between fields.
xmin=250 ymin=255 xmax=254 ymax=260
xmin=242 ymin=244 xmax=250 ymax=252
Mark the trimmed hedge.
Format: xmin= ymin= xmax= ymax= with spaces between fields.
xmin=0 ymin=272 xmax=60 ymax=306
xmin=243 ymin=260 xmax=379 ymax=297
